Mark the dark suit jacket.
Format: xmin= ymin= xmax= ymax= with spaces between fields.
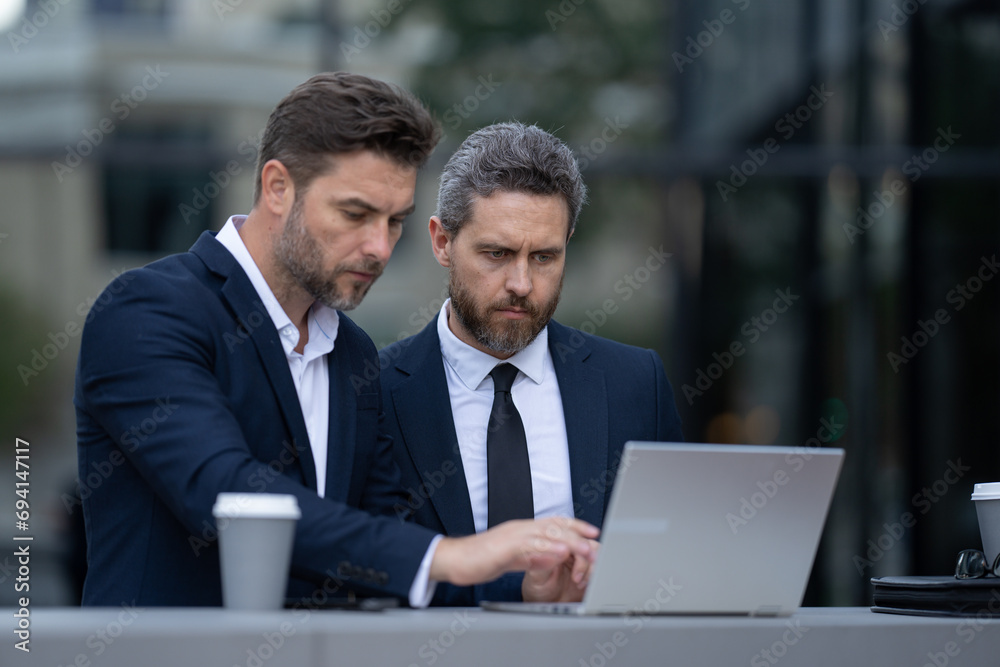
xmin=74 ymin=231 xmax=436 ymax=607
xmin=380 ymin=317 xmax=684 ymax=605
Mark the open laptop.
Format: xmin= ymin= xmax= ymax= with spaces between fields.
xmin=482 ymin=442 xmax=844 ymax=616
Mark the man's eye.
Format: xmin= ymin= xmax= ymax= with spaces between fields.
xmin=489 ymin=250 xmax=505 ymax=259
xmin=536 ymin=254 xmax=551 ymax=263
xmin=343 ymin=211 xmax=365 ymax=220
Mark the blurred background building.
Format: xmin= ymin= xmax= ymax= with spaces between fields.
xmin=0 ymin=0 xmax=997 ymax=606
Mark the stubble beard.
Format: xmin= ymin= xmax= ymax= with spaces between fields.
xmin=273 ymin=197 xmax=384 ymax=311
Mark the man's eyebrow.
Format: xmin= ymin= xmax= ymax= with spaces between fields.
xmin=532 ymin=246 xmax=564 ymax=256
xmin=394 ymin=203 xmax=417 ymax=218
xmin=474 ymin=241 xmax=512 ymax=252
xmin=335 ymin=197 xmax=379 ymax=212
xmin=334 ymin=197 xmax=415 ymax=218
xmin=474 ymin=241 xmax=564 ymax=256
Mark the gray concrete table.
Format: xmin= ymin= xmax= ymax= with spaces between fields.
xmin=3 ymin=606 xmax=999 ymax=666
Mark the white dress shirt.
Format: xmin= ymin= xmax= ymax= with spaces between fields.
xmin=437 ymin=299 xmax=574 ymax=533
xmin=217 ymin=216 xmax=338 ymax=498
xmin=217 ymin=216 xmax=437 ymax=606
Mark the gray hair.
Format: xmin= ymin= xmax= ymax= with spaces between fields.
xmin=435 ymin=122 xmax=587 ymax=237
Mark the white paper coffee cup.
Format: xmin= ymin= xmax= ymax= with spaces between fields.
xmin=971 ymin=483 xmax=1000 ymax=566
xmin=212 ymin=493 xmax=301 ymax=610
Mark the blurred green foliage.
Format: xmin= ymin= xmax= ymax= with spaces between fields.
xmin=403 ymin=0 xmax=674 ymax=149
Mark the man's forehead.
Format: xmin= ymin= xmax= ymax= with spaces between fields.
xmin=377 ymin=163 xmax=418 ymax=191
xmin=312 ymin=152 xmax=416 ymax=208
xmin=465 ymin=190 xmax=571 ymax=238
xmin=319 ymin=150 xmax=417 ymax=183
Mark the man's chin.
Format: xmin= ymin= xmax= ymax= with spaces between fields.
xmin=312 ymin=288 xmax=362 ymax=311
xmin=326 ymin=277 xmax=377 ymax=311
xmin=478 ymin=320 xmax=542 ymax=353
xmin=337 ymin=291 xmax=368 ymax=311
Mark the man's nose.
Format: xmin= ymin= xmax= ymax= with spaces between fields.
xmin=362 ymin=219 xmax=394 ymax=263
xmin=505 ymin=257 xmax=532 ymax=297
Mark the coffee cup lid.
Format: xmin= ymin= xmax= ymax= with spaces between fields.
xmin=212 ymin=493 xmax=302 ymax=519
xmin=971 ymin=482 xmax=1000 ymax=500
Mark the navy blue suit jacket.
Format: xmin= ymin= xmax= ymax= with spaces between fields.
xmin=379 ymin=318 xmax=684 ymax=605
xmin=74 ymin=232 xmax=436 ymax=606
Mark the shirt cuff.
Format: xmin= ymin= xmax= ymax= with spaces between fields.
xmin=407 ymin=534 xmax=443 ymax=608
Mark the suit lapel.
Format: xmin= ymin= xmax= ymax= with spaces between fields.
xmin=323 ymin=330 xmax=359 ymax=502
xmin=391 ymin=323 xmax=476 ymax=536
xmin=548 ymin=321 xmax=609 ymax=528
xmin=194 ymin=233 xmax=317 ymax=490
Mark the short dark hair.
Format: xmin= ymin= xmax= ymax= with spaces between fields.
xmin=435 ymin=122 xmax=587 ymax=237
xmin=253 ymin=71 xmax=441 ymax=203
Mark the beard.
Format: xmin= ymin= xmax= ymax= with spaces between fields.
xmin=448 ymin=267 xmax=562 ymax=355
xmin=273 ymin=197 xmax=383 ymax=311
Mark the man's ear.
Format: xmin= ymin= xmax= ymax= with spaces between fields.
xmin=429 ymin=216 xmax=453 ymax=268
xmin=259 ymin=159 xmax=295 ymax=217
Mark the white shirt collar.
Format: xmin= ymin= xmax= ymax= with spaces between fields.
xmin=436 ymin=298 xmax=548 ymax=391
xmin=215 ymin=215 xmax=339 ymax=358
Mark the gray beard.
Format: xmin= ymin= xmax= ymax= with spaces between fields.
xmin=448 ymin=268 xmax=562 ymax=355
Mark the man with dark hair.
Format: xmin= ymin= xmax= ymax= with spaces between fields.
xmin=75 ymin=75 xmax=597 ymax=607
xmin=380 ymin=122 xmax=684 ymax=605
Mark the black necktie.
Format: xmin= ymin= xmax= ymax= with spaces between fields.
xmin=487 ymin=363 xmax=534 ymax=528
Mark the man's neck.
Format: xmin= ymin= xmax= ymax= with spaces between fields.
xmin=237 ymin=209 xmax=313 ymax=343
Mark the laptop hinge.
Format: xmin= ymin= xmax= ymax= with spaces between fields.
xmin=751 ymin=606 xmax=784 ymax=617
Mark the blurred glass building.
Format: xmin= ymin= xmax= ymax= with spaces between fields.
xmin=0 ymin=0 xmax=997 ymax=606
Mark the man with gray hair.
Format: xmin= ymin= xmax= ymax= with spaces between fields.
xmin=380 ymin=122 xmax=684 ymax=605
